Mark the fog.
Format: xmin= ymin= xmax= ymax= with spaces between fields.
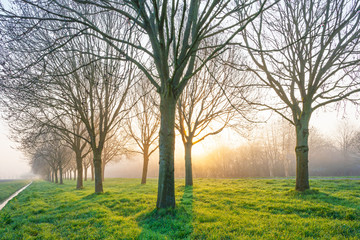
xmin=0 ymin=119 xmax=31 ymax=179
xmin=0 ymin=106 xmax=359 ymax=180
xmin=104 ymin=108 xmax=360 ymax=179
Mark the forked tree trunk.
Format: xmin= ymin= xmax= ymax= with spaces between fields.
xmin=184 ymin=142 xmax=193 ymax=186
xmin=295 ymin=115 xmax=310 ymax=191
xmin=75 ymin=152 xmax=83 ymax=189
xmin=94 ymin=151 xmax=103 ymax=193
xmin=141 ymin=147 xmax=149 ymax=184
xmin=156 ymin=93 xmax=176 ymax=209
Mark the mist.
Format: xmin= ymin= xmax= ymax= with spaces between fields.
xmin=103 ymin=112 xmax=360 ymax=179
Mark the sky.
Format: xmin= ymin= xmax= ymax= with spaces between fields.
xmin=0 ymin=119 xmax=31 ymax=179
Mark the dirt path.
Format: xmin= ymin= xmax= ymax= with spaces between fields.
xmin=0 ymin=182 xmax=32 ymax=211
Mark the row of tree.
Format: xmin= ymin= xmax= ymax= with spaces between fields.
xmin=0 ymin=0 xmax=359 ymax=209
xmin=179 ymin=121 xmax=360 ymax=178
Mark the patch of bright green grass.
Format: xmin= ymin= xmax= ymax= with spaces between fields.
xmin=0 ymin=180 xmax=30 ymax=203
xmin=0 ymin=178 xmax=359 ymax=239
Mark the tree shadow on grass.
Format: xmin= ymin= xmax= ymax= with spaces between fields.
xmin=137 ymin=186 xmax=194 ymax=239
xmin=281 ymin=189 xmax=360 ymax=220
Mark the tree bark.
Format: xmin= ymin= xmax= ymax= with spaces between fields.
xmin=141 ymin=147 xmax=149 ymax=184
xmin=94 ymin=150 xmax=103 ymax=193
xmin=59 ymin=166 xmax=63 ymax=184
xmin=184 ymin=142 xmax=193 ymax=186
xmin=295 ymin=115 xmax=310 ymax=191
xmin=90 ymin=161 xmax=94 ymax=181
xmin=75 ymin=152 xmax=83 ymax=189
xmin=55 ymin=169 xmax=58 ymax=183
xmin=156 ymin=93 xmax=176 ymax=209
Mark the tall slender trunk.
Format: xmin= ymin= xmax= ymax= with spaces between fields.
xmin=184 ymin=142 xmax=193 ymax=186
xmin=141 ymin=147 xmax=149 ymax=184
xmin=51 ymin=171 xmax=54 ymax=182
xmin=55 ymin=169 xmax=58 ymax=184
xmin=94 ymin=150 xmax=103 ymax=193
xmin=74 ymin=170 xmax=76 ymax=180
xmin=84 ymin=164 xmax=88 ymax=181
xmin=75 ymin=152 xmax=83 ymax=189
xmin=157 ymin=93 xmax=176 ymax=209
xmin=90 ymin=161 xmax=94 ymax=181
xmin=59 ymin=166 xmax=63 ymax=184
xmin=295 ymin=115 xmax=310 ymax=191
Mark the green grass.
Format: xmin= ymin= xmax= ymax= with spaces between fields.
xmin=0 ymin=180 xmax=30 ymax=203
xmin=0 ymin=178 xmax=359 ymax=239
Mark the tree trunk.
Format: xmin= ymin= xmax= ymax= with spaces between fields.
xmin=157 ymin=93 xmax=176 ymax=209
xmin=55 ymin=169 xmax=58 ymax=184
xmin=141 ymin=147 xmax=149 ymax=184
xmin=59 ymin=166 xmax=63 ymax=184
xmin=93 ymin=150 xmax=103 ymax=193
xmin=90 ymin=161 xmax=94 ymax=181
xmin=75 ymin=152 xmax=83 ymax=189
xmin=295 ymin=115 xmax=310 ymax=191
xmin=102 ymin=160 xmax=105 ymax=182
xmin=74 ymin=170 xmax=76 ymax=180
xmin=84 ymin=164 xmax=88 ymax=181
xmin=184 ymin=142 xmax=193 ymax=186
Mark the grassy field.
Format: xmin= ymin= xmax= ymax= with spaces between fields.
xmin=0 ymin=180 xmax=30 ymax=203
xmin=0 ymin=178 xmax=359 ymax=239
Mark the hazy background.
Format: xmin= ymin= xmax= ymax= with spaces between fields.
xmin=0 ymin=99 xmax=358 ymax=179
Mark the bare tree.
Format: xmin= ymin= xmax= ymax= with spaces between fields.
xmin=126 ymin=80 xmax=160 ymax=184
xmin=242 ymin=0 xmax=360 ymax=191
xmin=176 ymin=53 xmax=247 ymax=186
xmin=101 ymin=133 xmax=127 ymax=182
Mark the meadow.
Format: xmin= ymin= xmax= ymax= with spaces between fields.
xmin=0 ymin=180 xmax=30 ymax=203
xmin=0 ymin=178 xmax=359 ymax=239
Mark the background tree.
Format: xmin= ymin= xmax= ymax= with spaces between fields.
xmin=126 ymin=80 xmax=160 ymax=184
xmin=242 ymin=0 xmax=360 ymax=191
xmin=176 ymin=52 xmax=248 ymax=186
